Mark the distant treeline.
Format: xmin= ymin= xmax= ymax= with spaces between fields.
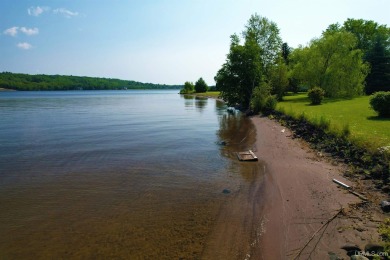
xmin=0 ymin=72 xmax=182 ymax=91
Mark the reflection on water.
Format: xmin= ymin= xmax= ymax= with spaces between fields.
xmin=0 ymin=91 xmax=263 ymax=259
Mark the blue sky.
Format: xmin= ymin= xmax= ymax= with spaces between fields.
xmin=1 ymin=0 xmax=389 ymax=85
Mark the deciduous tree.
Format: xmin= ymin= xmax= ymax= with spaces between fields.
xmin=215 ymin=14 xmax=282 ymax=108
xmin=342 ymin=19 xmax=390 ymax=93
xmin=290 ymin=31 xmax=369 ymax=98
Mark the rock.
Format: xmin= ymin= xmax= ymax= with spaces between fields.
xmin=222 ymin=189 xmax=231 ymax=194
xmin=350 ymin=255 xmax=369 ymax=260
xmin=364 ymin=243 xmax=384 ymax=254
xmin=380 ymin=200 xmax=390 ymax=212
xmin=328 ymin=251 xmax=340 ymax=260
xmin=216 ymin=140 xmax=227 ymax=146
xmin=341 ymin=244 xmax=361 ymax=256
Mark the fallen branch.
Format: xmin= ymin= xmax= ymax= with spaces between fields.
xmin=293 ymin=207 xmax=343 ymax=260
xmin=332 ymin=179 xmax=368 ymax=201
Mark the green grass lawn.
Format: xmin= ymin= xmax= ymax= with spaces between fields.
xmin=277 ymin=93 xmax=390 ymax=152
xmin=193 ymin=91 xmax=221 ymax=98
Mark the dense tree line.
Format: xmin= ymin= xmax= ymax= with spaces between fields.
xmin=0 ymin=72 xmax=182 ymax=91
xmin=290 ymin=18 xmax=390 ymax=96
xmin=215 ymin=15 xmax=390 ymax=111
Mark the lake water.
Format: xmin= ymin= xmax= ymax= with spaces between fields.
xmin=0 ymin=90 xmax=262 ymax=259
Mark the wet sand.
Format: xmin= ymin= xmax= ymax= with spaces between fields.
xmin=249 ymin=116 xmax=384 ymax=260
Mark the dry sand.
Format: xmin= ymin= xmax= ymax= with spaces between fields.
xmin=251 ymin=116 xmax=385 ymax=260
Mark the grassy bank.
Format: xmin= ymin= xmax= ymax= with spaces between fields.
xmin=276 ymin=94 xmax=390 ymax=153
xmin=191 ymin=91 xmax=221 ymax=99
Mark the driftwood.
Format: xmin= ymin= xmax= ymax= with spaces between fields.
xmin=293 ymin=208 xmax=344 ymax=260
xmin=333 ymin=179 xmax=368 ymax=201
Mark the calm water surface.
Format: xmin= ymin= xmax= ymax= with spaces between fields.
xmin=0 ymin=90 xmax=260 ymax=259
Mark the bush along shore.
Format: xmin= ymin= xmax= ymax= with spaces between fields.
xmin=269 ymin=110 xmax=390 ymax=194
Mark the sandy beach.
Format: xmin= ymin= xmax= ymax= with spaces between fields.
xmin=249 ymin=116 xmax=385 ymax=259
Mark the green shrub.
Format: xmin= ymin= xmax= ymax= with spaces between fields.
xmin=250 ymin=82 xmax=271 ymax=114
xmin=308 ymin=87 xmax=325 ymax=105
xmin=180 ymin=81 xmax=195 ymax=94
xmin=370 ymin=91 xmax=390 ymax=117
xmin=264 ymin=95 xmax=278 ymax=113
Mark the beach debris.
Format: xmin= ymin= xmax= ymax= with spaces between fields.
xmin=281 ymin=128 xmax=285 ymax=133
xmin=293 ymin=207 xmax=344 ymax=260
xmin=216 ymin=140 xmax=227 ymax=146
xmin=332 ymin=179 xmax=368 ymax=201
xmin=380 ymin=200 xmax=390 ymax=212
xmin=222 ymin=189 xmax=231 ymax=194
xmin=333 ymin=179 xmax=350 ymax=189
xmin=227 ymin=107 xmax=236 ymax=114
xmin=236 ymin=150 xmax=258 ymax=161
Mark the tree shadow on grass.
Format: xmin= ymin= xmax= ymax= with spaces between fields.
xmin=367 ymin=116 xmax=390 ymax=121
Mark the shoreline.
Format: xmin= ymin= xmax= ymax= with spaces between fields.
xmin=0 ymin=88 xmax=16 ymax=91
xmin=250 ymin=116 xmax=386 ymax=259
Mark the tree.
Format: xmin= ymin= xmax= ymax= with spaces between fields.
xmin=342 ymin=18 xmax=390 ymax=93
xmin=290 ymin=31 xmax=369 ymax=98
xmin=180 ymin=81 xmax=195 ymax=94
xmin=365 ymin=34 xmax=390 ymax=94
xmin=243 ymin=13 xmax=282 ymax=77
xmin=215 ymin=33 xmax=263 ymax=108
xmin=194 ymin=77 xmax=208 ymax=93
xmin=215 ymin=14 xmax=282 ymax=108
xmin=281 ymin=42 xmax=291 ymax=65
xmin=269 ymin=57 xmax=289 ymax=100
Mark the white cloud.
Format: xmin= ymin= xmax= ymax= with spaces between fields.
xmin=4 ymin=27 xmax=19 ymax=37
xmin=20 ymin=27 xmax=39 ymax=36
xmin=17 ymin=42 xmax=33 ymax=50
xmin=28 ymin=6 xmax=50 ymax=17
xmin=53 ymin=8 xmax=79 ymax=18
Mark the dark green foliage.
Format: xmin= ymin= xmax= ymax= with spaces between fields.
xmin=287 ymin=77 xmax=300 ymax=93
xmin=365 ymin=35 xmax=390 ymax=94
xmin=343 ymin=18 xmax=390 ymax=94
xmin=264 ymin=95 xmax=277 ymax=113
xmin=250 ymin=82 xmax=277 ymax=114
xmin=250 ymin=82 xmax=270 ymax=114
xmin=308 ymin=87 xmax=325 ymax=105
xmin=194 ymin=77 xmax=208 ymax=93
xmin=370 ymin=91 xmax=390 ymax=117
xmin=281 ymin=42 xmax=291 ymax=65
xmin=215 ymin=33 xmax=263 ymax=107
xmin=215 ymin=14 xmax=282 ymax=108
xmin=269 ymin=57 xmax=289 ymax=101
xmin=208 ymin=86 xmax=217 ymax=91
xmin=0 ymin=72 xmax=181 ymax=91
xmin=180 ymin=81 xmax=195 ymax=94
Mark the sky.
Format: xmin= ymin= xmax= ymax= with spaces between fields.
xmin=1 ymin=0 xmax=389 ymax=85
